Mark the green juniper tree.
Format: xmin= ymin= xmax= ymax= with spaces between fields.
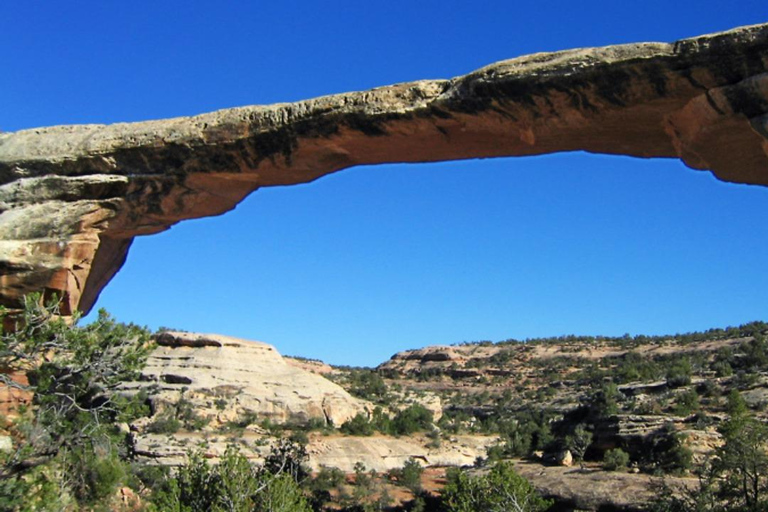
xmin=153 ymin=444 xmax=312 ymax=512
xmin=713 ymin=391 xmax=768 ymax=511
xmin=651 ymin=391 xmax=768 ymax=512
xmin=442 ymin=462 xmax=552 ymax=512
xmin=0 ymin=294 xmax=153 ymax=508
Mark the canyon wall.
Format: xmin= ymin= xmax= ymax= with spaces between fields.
xmin=0 ymin=23 xmax=766 ymax=315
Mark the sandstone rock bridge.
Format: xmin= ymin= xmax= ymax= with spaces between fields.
xmin=1 ymin=23 xmax=767 ymax=317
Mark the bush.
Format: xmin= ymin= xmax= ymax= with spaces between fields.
xmin=642 ymin=425 xmax=693 ymax=475
xmin=712 ymin=360 xmax=733 ymax=377
xmin=224 ymin=410 xmax=259 ymax=432
xmin=566 ymin=424 xmax=593 ymax=462
xmin=673 ymin=389 xmax=700 ymax=416
xmin=262 ymin=439 xmax=310 ymax=485
xmin=347 ymin=370 xmax=390 ymax=403
xmin=442 ymin=462 xmax=552 ymax=512
xmin=589 ymin=383 xmax=621 ymax=418
xmin=426 ymin=428 xmax=442 ymax=449
xmin=153 ymin=444 xmax=312 ymax=512
xmin=391 ymin=404 xmax=433 ymax=435
xmin=603 ymin=448 xmax=630 ymax=471
xmin=146 ymin=414 xmax=182 ymax=434
xmin=308 ymin=465 xmax=345 ymax=497
xmin=651 ymin=392 xmax=768 ymax=511
xmin=666 ymin=359 xmax=692 ymax=388
xmin=65 ymin=446 xmax=132 ymax=503
xmin=370 ymin=406 xmax=393 ymax=434
xmin=289 ymin=430 xmax=309 ymax=446
xmin=341 ymin=413 xmax=374 ymax=436
xmin=345 ymin=462 xmax=392 ymax=511
xmin=0 ymin=295 xmax=152 ymax=508
xmin=146 ymin=394 xmax=210 ymax=434
xmin=389 ymin=458 xmax=423 ymax=493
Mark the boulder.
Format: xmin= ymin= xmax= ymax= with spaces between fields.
xmin=557 ymin=449 xmax=574 ymax=467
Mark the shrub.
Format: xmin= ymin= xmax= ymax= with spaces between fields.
xmin=343 ymin=462 xmax=392 ymax=511
xmin=651 ymin=392 xmax=768 ymax=511
xmin=715 ymin=391 xmax=768 ymax=510
xmin=341 ymin=413 xmax=374 ymax=436
xmin=389 ymin=458 xmax=423 ymax=493
xmin=255 ymin=473 xmax=312 ymax=512
xmin=370 ymin=406 xmax=393 ymax=434
xmin=426 ymin=428 xmax=442 ymax=449
xmin=589 ymin=383 xmax=621 ymax=418
xmin=603 ymin=448 xmax=630 ymax=471
xmin=712 ymin=360 xmax=733 ymax=377
xmin=673 ymin=389 xmax=700 ymax=416
xmin=146 ymin=414 xmax=182 ymax=434
xmin=566 ymin=424 xmax=593 ymax=463
xmin=0 ymin=295 xmax=152 ymax=508
xmin=482 ymin=410 xmax=556 ymax=460
xmin=262 ymin=439 xmax=310 ymax=484
xmin=153 ymin=444 xmax=311 ymax=512
xmin=305 ymin=417 xmax=328 ymax=432
xmin=391 ymin=404 xmax=433 ymax=435
xmin=146 ymin=394 xmax=209 ymax=433
xmin=308 ymin=465 xmax=345 ymax=495
xmin=348 ymin=370 xmax=390 ymax=403
xmin=666 ymin=359 xmax=692 ymax=388
xmin=642 ymin=425 xmax=693 ymax=475
xmin=442 ymin=462 xmax=552 ymax=512
xmin=289 ymin=430 xmax=309 ymax=446
xmin=224 ymin=410 xmax=259 ymax=432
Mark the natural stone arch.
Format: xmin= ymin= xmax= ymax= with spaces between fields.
xmin=0 ymin=23 xmax=766 ymax=317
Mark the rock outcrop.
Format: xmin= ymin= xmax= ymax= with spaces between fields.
xmin=132 ymin=429 xmax=498 ymax=472
xmin=0 ymin=369 xmax=31 ymax=420
xmin=0 ymin=23 xmax=767 ymax=315
xmin=124 ymin=331 xmax=369 ymax=427
xmin=512 ymin=460 xmax=695 ymax=512
xmin=307 ymin=434 xmax=497 ymax=472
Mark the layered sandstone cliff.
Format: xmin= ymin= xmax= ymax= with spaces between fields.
xmin=0 ymin=23 xmax=766 ymax=315
xmin=125 ymin=331 xmax=368 ymax=427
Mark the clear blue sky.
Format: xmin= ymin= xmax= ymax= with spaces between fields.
xmin=2 ymin=2 xmax=768 ymax=366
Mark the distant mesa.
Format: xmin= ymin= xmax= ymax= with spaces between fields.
xmin=0 ymin=23 xmax=766 ymax=316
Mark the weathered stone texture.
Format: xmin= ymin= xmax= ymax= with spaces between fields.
xmin=124 ymin=331 xmax=369 ymax=427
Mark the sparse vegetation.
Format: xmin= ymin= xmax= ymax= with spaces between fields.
xmin=388 ymin=458 xmax=424 ymax=494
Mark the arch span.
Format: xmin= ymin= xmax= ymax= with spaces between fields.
xmin=0 ymin=23 xmax=767 ymax=315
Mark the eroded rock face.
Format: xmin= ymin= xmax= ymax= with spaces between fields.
xmin=132 ymin=429 xmax=498 ymax=472
xmin=512 ymin=460 xmax=695 ymax=512
xmin=307 ymin=434 xmax=497 ymax=472
xmin=0 ymin=23 xmax=767 ymax=315
xmin=125 ymin=331 xmax=369 ymax=427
